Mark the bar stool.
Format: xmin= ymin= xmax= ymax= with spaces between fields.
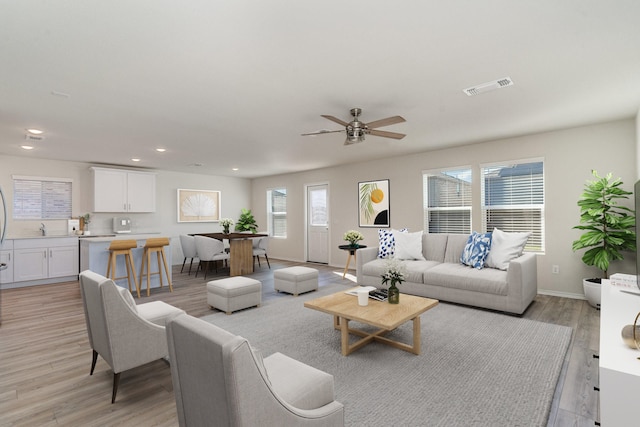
xmin=106 ymin=239 xmax=140 ymax=298
xmin=139 ymin=237 xmax=173 ymax=296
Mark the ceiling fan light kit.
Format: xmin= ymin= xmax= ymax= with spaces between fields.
xmin=303 ymin=107 xmax=406 ymax=145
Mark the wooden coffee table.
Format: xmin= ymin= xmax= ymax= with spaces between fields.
xmin=304 ymin=288 xmax=438 ymax=356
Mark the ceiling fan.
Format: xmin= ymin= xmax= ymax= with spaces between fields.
xmin=302 ymin=108 xmax=406 ymax=145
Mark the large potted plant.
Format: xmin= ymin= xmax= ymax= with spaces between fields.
xmin=235 ymin=208 xmax=259 ymax=233
xmin=572 ymin=170 xmax=636 ymax=307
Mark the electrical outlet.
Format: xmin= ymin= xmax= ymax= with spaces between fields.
xmin=552 ymin=265 xmax=560 ymax=274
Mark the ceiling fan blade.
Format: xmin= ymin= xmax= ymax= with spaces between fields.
xmin=321 ymin=115 xmax=349 ymax=127
xmin=368 ymin=129 xmax=406 ymax=140
xmin=301 ymin=129 xmax=344 ymax=136
xmin=366 ymin=115 xmax=406 ymax=129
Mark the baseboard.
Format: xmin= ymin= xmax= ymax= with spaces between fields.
xmin=537 ymin=289 xmax=586 ymax=300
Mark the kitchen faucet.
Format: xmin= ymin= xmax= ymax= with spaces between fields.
xmin=40 ymin=223 xmax=47 ymax=236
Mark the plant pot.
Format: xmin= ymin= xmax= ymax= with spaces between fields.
xmin=583 ymin=278 xmax=602 ymax=308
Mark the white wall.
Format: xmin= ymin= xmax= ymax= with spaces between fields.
xmin=0 ymin=155 xmax=251 ymax=263
xmin=251 ymin=118 xmax=637 ymax=299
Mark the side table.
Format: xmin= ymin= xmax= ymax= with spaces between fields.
xmin=338 ymin=244 xmax=366 ymax=279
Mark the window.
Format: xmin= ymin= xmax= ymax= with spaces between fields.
xmin=13 ymin=175 xmax=72 ymax=220
xmin=481 ymin=160 xmax=544 ymax=252
xmin=267 ymin=188 xmax=287 ymax=238
xmin=423 ymin=168 xmax=472 ymax=234
xmin=309 ymin=186 xmax=327 ymax=227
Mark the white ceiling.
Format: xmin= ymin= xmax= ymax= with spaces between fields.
xmin=1 ymin=1 xmax=639 ymax=178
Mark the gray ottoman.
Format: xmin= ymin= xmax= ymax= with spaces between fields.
xmin=207 ymin=276 xmax=262 ymax=315
xmin=274 ymin=266 xmax=318 ymax=296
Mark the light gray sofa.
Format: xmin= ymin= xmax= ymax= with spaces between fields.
xmin=356 ymin=233 xmax=537 ymax=315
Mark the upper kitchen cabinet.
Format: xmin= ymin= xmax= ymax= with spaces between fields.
xmin=91 ymin=167 xmax=156 ymax=212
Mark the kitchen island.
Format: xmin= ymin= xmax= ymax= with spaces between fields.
xmin=80 ymin=234 xmax=171 ymax=292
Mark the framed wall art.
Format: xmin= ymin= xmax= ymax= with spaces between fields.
xmin=177 ymin=189 xmax=221 ymax=222
xmin=358 ymin=179 xmax=390 ymax=227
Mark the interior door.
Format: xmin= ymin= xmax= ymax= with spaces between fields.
xmin=307 ymin=184 xmax=329 ymax=263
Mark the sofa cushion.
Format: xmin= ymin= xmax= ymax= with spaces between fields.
xmin=460 ymin=231 xmax=492 ymax=269
xmin=378 ymin=228 xmax=407 ymax=259
xmin=423 ymin=233 xmax=448 ymax=262
xmin=485 ymin=228 xmax=531 ymax=270
xmin=362 ymin=258 xmax=439 ymax=284
xmin=444 ymin=234 xmax=470 ymax=264
xmin=393 ymin=230 xmax=425 ymax=260
xmin=424 ymin=263 xmax=508 ymax=295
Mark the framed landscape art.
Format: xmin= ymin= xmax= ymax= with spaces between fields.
xmin=177 ymin=189 xmax=221 ymax=222
xmin=358 ymin=179 xmax=390 ymax=227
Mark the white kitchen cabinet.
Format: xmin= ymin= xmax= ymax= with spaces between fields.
xmin=14 ymin=247 xmax=48 ymax=281
xmin=13 ymin=238 xmax=79 ymax=283
xmin=91 ymin=167 xmax=156 ymax=212
xmin=0 ymin=248 xmax=14 ymax=285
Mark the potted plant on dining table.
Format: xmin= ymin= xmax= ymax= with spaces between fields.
xmin=220 ymin=218 xmax=234 ymax=234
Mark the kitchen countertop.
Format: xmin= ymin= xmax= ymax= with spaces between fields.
xmin=7 ymin=235 xmax=80 ymax=240
xmin=7 ymin=232 xmax=161 ymax=241
xmin=78 ymin=233 xmax=163 ymax=243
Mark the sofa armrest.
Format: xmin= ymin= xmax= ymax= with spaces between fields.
xmin=506 ymin=252 xmax=538 ymax=314
xmin=356 ymin=246 xmax=379 ymax=283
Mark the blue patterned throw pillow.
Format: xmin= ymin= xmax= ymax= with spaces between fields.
xmin=378 ymin=228 xmax=408 ymax=259
xmin=460 ymin=231 xmax=492 ymax=269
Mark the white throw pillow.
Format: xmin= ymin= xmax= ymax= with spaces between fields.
xmin=393 ymin=230 xmax=425 ymax=260
xmin=485 ymin=228 xmax=531 ymax=270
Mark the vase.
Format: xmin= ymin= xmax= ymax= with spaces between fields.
xmin=348 ymin=242 xmax=360 ymax=248
xmin=223 ymin=227 xmax=230 ymax=234
xmin=388 ymin=282 xmax=400 ymax=304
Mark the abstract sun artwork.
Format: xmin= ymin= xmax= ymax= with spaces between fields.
xmin=177 ymin=189 xmax=221 ymax=222
xmin=358 ymin=179 xmax=390 ymax=227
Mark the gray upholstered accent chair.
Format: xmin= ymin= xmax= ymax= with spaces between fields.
xmin=166 ymin=313 xmax=344 ymax=426
xmin=79 ymin=270 xmax=184 ymax=403
xmin=179 ymin=234 xmax=198 ymax=275
xmin=194 ymin=235 xmax=230 ymax=279
xmin=252 ymin=236 xmax=271 ymax=269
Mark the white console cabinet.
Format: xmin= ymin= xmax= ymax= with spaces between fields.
xmin=599 ymin=280 xmax=640 ymax=425
xmin=91 ymin=167 xmax=156 ymax=212
xmin=13 ymin=238 xmax=79 ymax=283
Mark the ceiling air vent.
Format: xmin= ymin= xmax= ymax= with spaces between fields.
xmin=24 ymin=133 xmax=45 ymax=141
xmin=463 ymin=77 xmax=513 ymax=96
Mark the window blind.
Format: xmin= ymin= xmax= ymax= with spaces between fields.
xmin=13 ymin=176 xmax=72 ymax=220
xmin=423 ymin=168 xmax=472 ymax=234
xmin=481 ymin=161 xmax=544 ymax=252
xmin=267 ymin=188 xmax=287 ymax=238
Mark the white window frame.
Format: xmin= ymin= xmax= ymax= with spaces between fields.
xmin=423 ymin=166 xmax=473 ymax=235
xmin=267 ymin=187 xmax=287 ymax=238
xmin=480 ymin=158 xmax=545 ymax=252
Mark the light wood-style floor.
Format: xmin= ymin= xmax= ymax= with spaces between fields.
xmin=0 ymin=259 xmax=600 ymax=426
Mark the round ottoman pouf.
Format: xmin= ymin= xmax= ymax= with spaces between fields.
xmin=207 ymin=276 xmax=262 ymax=314
xmin=274 ymin=266 xmax=319 ymax=296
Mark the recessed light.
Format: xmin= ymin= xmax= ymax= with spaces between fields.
xmin=131 ymin=158 xmax=141 ymax=162
xmin=21 ymin=145 xmax=34 ymax=150
xmin=155 ymin=148 xmax=166 ymax=152
xmin=26 ymin=128 xmax=43 ymax=135
xmin=232 ymin=168 xmax=239 ymax=171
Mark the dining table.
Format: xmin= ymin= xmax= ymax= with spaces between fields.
xmin=192 ymin=232 xmax=267 ymax=277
